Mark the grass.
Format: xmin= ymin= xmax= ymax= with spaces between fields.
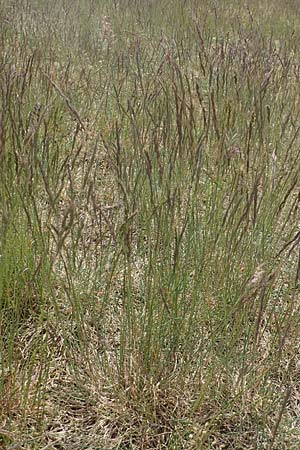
xmin=1 ymin=0 xmax=300 ymax=448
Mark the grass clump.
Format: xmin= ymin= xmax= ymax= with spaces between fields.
xmin=1 ymin=0 xmax=300 ymax=448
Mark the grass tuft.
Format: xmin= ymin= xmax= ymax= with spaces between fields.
xmin=1 ymin=0 xmax=300 ymax=448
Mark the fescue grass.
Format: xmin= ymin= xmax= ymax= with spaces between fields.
xmin=1 ymin=0 xmax=300 ymax=448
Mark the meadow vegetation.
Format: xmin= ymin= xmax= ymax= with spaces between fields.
xmin=1 ymin=0 xmax=300 ymax=448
